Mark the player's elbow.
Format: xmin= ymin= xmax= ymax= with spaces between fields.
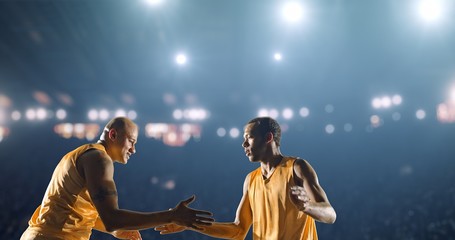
xmin=325 ymin=208 xmax=337 ymax=224
xmin=98 ymin=211 xmax=125 ymax=232
xmin=102 ymin=220 xmax=122 ymax=232
xmin=232 ymin=221 xmax=250 ymax=239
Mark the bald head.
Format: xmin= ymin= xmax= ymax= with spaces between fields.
xmin=99 ymin=117 xmax=138 ymax=142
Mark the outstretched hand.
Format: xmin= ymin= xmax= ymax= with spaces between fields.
xmin=155 ymin=223 xmax=187 ymax=235
xmin=170 ymin=195 xmax=214 ymax=230
xmin=111 ymin=230 xmax=142 ymax=240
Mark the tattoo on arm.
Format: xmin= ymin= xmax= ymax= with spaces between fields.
xmin=92 ymin=187 xmax=118 ymax=202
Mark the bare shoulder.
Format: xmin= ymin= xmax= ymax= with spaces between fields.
xmin=79 ymin=148 xmax=111 ymax=165
xmin=77 ymin=148 xmax=113 ymax=178
xmin=242 ymin=172 xmax=253 ymax=192
xmin=293 ymin=158 xmax=317 ymax=181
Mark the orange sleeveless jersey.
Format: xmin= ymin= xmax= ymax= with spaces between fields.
xmin=21 ymin=143 xmax=106 ymax=240
xmin=248 ymin=157 xmax=318 ymax=240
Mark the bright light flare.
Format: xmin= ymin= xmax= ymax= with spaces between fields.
xmin=36 ymin=108 xmax=47 ymax=120
xmin=115 ymin=109 xmax=127 ymax=117
xmin=0 ymin=109 xmax=5 ymax=123
xmin=392 ymin=95 xmax=402 ymax=105
xmin=175 ymin=53 xmax=187 ymax=65
xmin=88 ymin=109 xmax=98 ymax=121
xmin=416 ymin=109 xmax=426 ymax=119
xmin=26 ymin=109 xmax=36 ymax=120
xmin=56 ymin=109 xmax=67 ymax=120
xmin=258 ymin=108 xmax=269 ymax=117
xmin=99 ymin=109 xmax=110 ymax=121
xmin=299 ymin=107 xmax=310 ymax=117
xmin=127 ymin=110 xmax=137 ymax=120
xmin=145 ymin=0 xmax=163 ymax=5
xmin=173 ymin=109 xmax=183 ymax=120
xmin=11 ymin=111 xmax=21 ymax=121
xmin=370 ymin=115 xmax=382 ymax=128
xmin=325 ymin=124 xmax=335 ymax=134
xmin=274 ymin=53 xmax=283 ymax=61
xmin=282 ymin=108 xmax=294 ymax=119
xmin=372 ymin=94 xmax=403 ymax=109
xmin=450 ymin=86 xmax=455 ymax=103
xmin=229 ymin=128 xmax=240 ymax=138
xmin=217 ymin=128 xmax=227 ymax=137
xmin=257 ymin=108 xmax=279 ymax=119
xmin=417 ymin=0 xmax=443 ymax=23
xmin=282 ymin=1 xmax=304 ymax=22
xmin=381 ymin=97 xmax=392 ymax=108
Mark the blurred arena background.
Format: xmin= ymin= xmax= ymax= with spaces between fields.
xmin=1 ymin=0 xmax=455 ymax=239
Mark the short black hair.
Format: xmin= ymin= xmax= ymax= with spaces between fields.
xmin=247 ymin=117 xmax=281 ymax=146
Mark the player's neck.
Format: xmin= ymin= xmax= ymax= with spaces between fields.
xmin=260 ymin=154 xmax=284 ymax=177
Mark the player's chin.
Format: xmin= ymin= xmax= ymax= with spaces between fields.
xmin=119 ymin=158 xmax=129 ymax=165
xmin=249 ymin=156 xmax=259 ymax=162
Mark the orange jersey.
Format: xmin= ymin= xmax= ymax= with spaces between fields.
xmin=248 ymin=157 xmax=318 ymax=240
xmin=21 ymin=143 xmax=105 ymax=240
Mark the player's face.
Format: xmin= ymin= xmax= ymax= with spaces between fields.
xmin=242 ymin=123 xmax=267 ymax=162
xmin=113 ymin=125 xmax=138 ymax=164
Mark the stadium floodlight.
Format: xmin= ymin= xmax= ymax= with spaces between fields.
xmin=282 ymin=1 xmax=304 ymax=23
xmin=416 ymin=109 xmax=426 ymax=119
xmin=99 ymin=109 xmax=110 ymax=121
xmin=173 ymin=109 xmax=183 ymax=120
xmin=258 ymin=108 xmax=269 ymax=117
xmin=450 ymin=86 xmax=455 ymax=103
xmin=325 ymin=124 xmax=335 ymax=134
xmin=299 ymin=107 xmax=310 ymax=118
xmin=145 ymin=0 xmax=163 ymax=6
xmin=381 ymin=96 xmax=392 ymax=108
xmin=0 ymin=109 xmax=5 ymax=123
xmin=26 ymin=109 xmax=36 ymax=120
xmin=127 ymin=110 xmax=137 ymax=120
xmin=372 ymin=98 xmax=382 ymax=109
xmin=229 ymin=128 xmax=240 ymax=138
xmin=11 ymin=111 xmax=21 ymax=121
xmin=175 ymin=53 xmax=187 ymax=65
xmin=88 ymin=109 xmax=98 ymax=121
xmin=217 ymin=128 xmax=227 ymax=137
xmin=274 ymin=53 xmax=283 ymax=61
xmin=370 ymin=115 xmax=381 ymax=128
xmin=269 ymin=109 xmax=279 ymax=119
xmin=36 ymin=108 xmax=47 ymax=120
xmin=282 ymin=108 xmax=294 ymax=119
xmin=56 ymin=109 xmax=67 ymax=120
xmin=417 ymin=0 xmax=443 ymax=23
xmin=392 ymin=95 xmax=402 ymax=105
xmin=115 ymin=109 xmax=127 ymax=117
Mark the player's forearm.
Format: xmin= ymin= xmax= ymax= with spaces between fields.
xmin=101 ymin=208 xmax=175 ymax=232
xmin=304 ymin=202 xmax=336 ymax=224
xmin=192 ymin=222 xmax=247 ymax=240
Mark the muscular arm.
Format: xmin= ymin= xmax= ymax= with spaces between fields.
xmin=78 ymin=150 xmax=212 ymax=232
xmin=195 ymin=174 xmax=252 ymax=239
xmin=156 ymin=174 xmax=253 ymax=239
xmin=292 ymin=159 xmax=337 ymax=224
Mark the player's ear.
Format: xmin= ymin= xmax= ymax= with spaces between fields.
xmin=265 ymin=132 xmax=274 ymax=143
xmin=108 ymin=129 xmax=117 ymax=140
